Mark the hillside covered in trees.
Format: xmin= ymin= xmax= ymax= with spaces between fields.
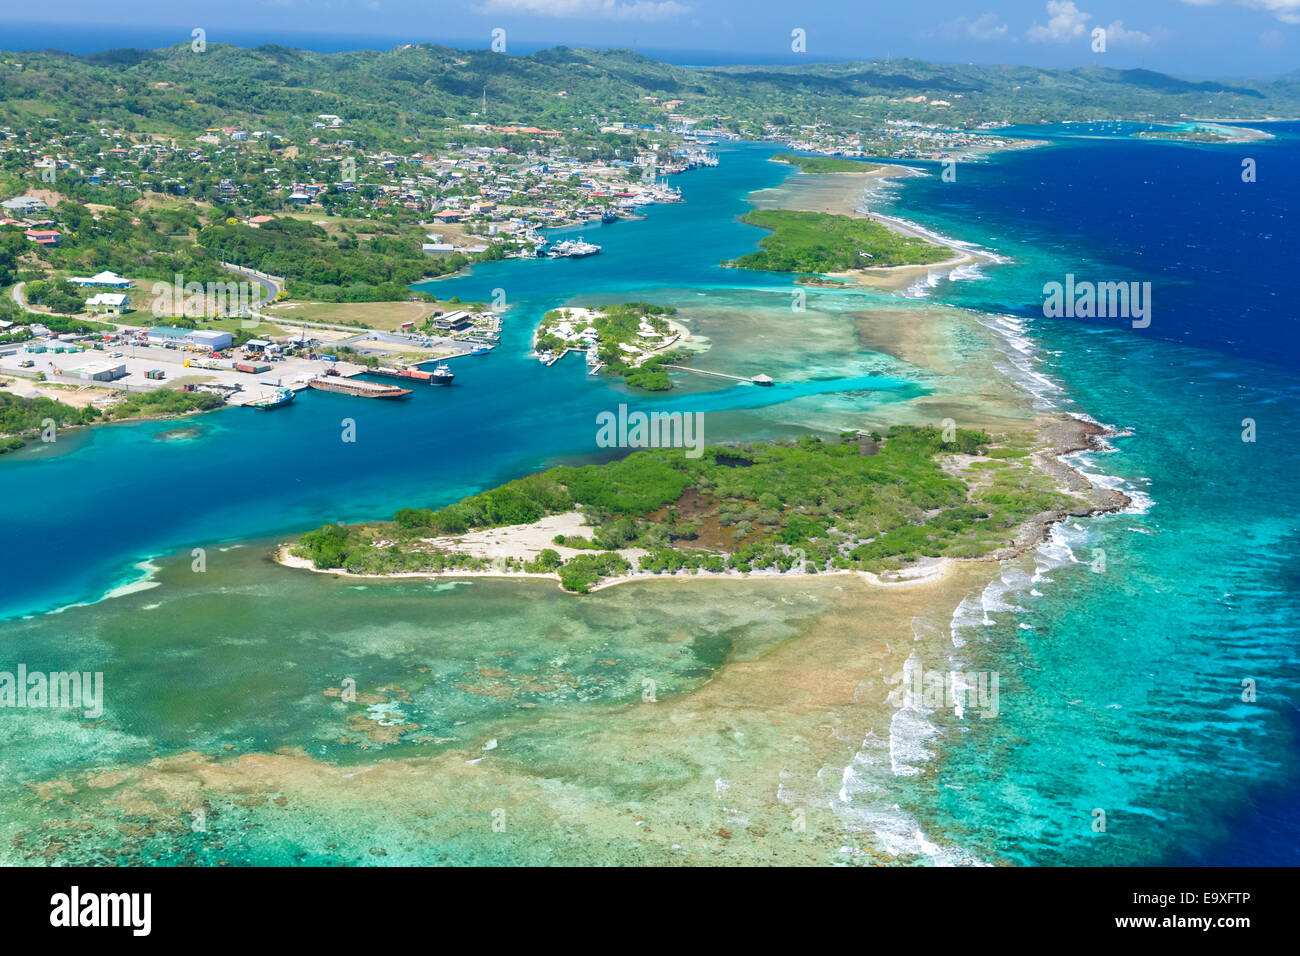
xmin=1 ymin=44 xmax=1297 ymax=146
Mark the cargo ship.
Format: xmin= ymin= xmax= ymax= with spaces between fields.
xmin=371 ymin=363 xmax=454 ymax=385
xmin=307 ymin=376 xmax=412 ymax=399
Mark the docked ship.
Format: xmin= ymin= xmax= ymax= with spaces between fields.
xmin=600 ymin=208 xmax=618 ymax=224
xmin=371 ymin=363 xmax=455 ymax=386
xmin=549 ymin=237 xmax=601 ymax=258
xmin=249 ymin=386 xmax=295 ymax=409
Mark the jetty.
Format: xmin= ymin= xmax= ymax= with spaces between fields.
xmin=661 ymin=365 xmax=774 ymax=386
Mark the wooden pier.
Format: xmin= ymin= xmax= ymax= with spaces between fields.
xmin=661 ymin=365 xmax=774 ymax=385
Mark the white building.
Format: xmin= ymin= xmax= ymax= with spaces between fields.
xmin=72 ymin=271 xmax=133 ymax=288
xmin=86 ymin=292 xmax=131 ymax=315
xmin=189 ymin=329 xmax=233 ymax=350
xmin=70 ymin=361 xmax=126 ymax=382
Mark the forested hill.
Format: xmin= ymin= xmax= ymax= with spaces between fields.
xmin=0 ymin=43 xmax=1296 ymax=145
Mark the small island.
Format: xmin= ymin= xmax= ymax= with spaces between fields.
xmin=1134 ymin=121 xmax=1273 ymax=145
xmin=771 ymin=153 xmax=886 ymax=174
xmin=282 ymin=425 xmax=1120 ymax=593
xmin=534 ymin=302 xmax=684 ymax=391
xmin=731 ymin=209 xmax=953 ymax=273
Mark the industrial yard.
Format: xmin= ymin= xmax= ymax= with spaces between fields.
xmin=0 ymin=327 xmax=442 ymax=410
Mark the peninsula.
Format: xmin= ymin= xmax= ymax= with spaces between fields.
xmin=281 ymin=424 xmax=1125 ymax=593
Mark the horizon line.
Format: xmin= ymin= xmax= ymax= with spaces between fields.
xmin=0 ymin=18 xmax=1294 ymax=82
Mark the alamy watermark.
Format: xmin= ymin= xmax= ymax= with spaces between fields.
xmin=892 ymin=666 xmax=1000 ymax=719
xmin=150 ymin=274 xmax=261 ymax=321
xmin=0 ymin=664 xmax=104 ymax=718
xmin=1042 ymin=274 xmax=1151 ymax=329
xmin=596 ymin=404 xmax=704 ymax=458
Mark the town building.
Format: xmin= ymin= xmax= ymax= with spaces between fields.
xmin=146 ymin=327 xmax=233 ymax=350
xmin=2 ymin=195 xmax=48 ymax=216
xmin=70 ymin=271 xmax=133 ymax=288
xmin=85 ymin=292 xmax=130 ymax=315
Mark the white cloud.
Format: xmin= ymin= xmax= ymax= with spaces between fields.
xmin=1178 ymin=0 xmax=1300 ymax=24
xmin=1027 ymin=1 xmax=1092 ymax=43
xmin=478 ymin=0 xmax=691 ymax=21
xmin=937 ymin=13 xmax=1010 ymax=41
xmin=968 ymin=13 xmax=1010 ymax=40
xmin=1103 ymin=20 xmax=1153 ymax=46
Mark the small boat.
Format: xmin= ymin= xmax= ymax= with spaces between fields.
xmin=250 ymin=387 xmax=295 ymax=409
xmin=470 ymin=345 xmax=491 ymax=355
xmin=750 ymin=374 xmax=774 ymax=387
xmin=430 ymin=363 xmax=454 ymax=385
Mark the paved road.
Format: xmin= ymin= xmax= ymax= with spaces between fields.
xmin=219 ymin=262 xmax=283 ymax=301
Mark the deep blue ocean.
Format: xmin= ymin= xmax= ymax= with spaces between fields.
xmin=862 ymin=122 xmax=1300 ymax=865
xmin=0 ymin=122 xmax=1295 ymax=864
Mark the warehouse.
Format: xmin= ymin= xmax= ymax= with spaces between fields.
xmin=189 ymin=329 xmax=233 ymax=350
xmin=69 ymin=361 xmax=127 ymax=382
xmin=146 ymin=327 xmax=233 ymax=350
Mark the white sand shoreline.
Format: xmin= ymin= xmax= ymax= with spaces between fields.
xmin=275 ymin=540 xmax=956 ymax=593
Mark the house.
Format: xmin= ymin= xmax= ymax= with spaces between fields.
xmin=70 ymin=271 xmax=133 ymax=288
xmin=2 ymin=195 xmax=47 ymax=216
xmin=85 ymin=292 xmax=130 ymax=315
xmin=422 ymin=243 xmax=455 ymax=254
xmin=24 ymin=229 xmax=60 ymax=246
xmin=431 ymin=210 xmax=463 ymax=223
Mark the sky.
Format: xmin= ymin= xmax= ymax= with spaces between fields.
xmin=1 ymin=0 xmax=1297 ymax=77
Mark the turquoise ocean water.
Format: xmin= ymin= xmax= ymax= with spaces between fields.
xmin=0 ymin=132 xmax=1295 ymax=864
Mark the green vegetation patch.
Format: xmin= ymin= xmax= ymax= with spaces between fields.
xmin=733 ymin=209 xmax=951 ymax=273
xmin=0 ymin=391 xmax=99 ymax=452
xmin=295 ymin=426 xmax=1084 ymax=592
xmin=107 ymin=389 xmax=225 ymax=420
xmin=772 ymin=153 xmax=884 ymax=174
